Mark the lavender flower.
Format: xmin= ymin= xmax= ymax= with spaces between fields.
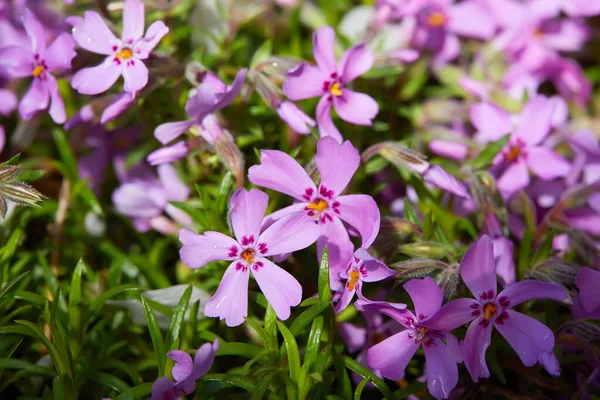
xmin=283 ymin=26 xmax=378 ymax=142
xmin=575 ymin=267 xmax=600 ymax=315
xmin=151 ymin=341 xmax=218 ymax=400
xmin=179 ymin=188 xmax=320 ymax=327
xmin=0 ymin=8 xmax=76 ymax=123
xmin=71 ymin=0 xmax=169 ymax=94
xmin=423 ymin=235 xmax=567 ymax=380
xmin=248 ymin=137 xmax=380 ymax=273
xmin=359 ymin=277 xmax=461 ymax=400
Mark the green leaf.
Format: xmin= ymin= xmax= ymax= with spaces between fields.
xmin=318 ymin=247 xmax=332 ymax=303
xmin=250 ymin=40 xmax=272 ymax=69
xmin=89 ymin=284 xmax=141 ymax=312
xmin=85 ymin=370 xmax=132 ymax=393
xmin=68 ymin=260 xmax=85 ymax=334
xmin=403 ymin=197 xmax=420 ymax=226
xmin=0 ymin=271 xmax=30 ymax=301
xmin=52 ymin=373 xmax=77 ymax=400
xmin=467 ymin=134 xmax=510 ymax=170
xmin=354 ymin=378 xmax=370 ymax=400
xmin=164 ymin=284 xmax=192 ymax=351
xmin=114 ymin=382 xmax=154 ymax=400
xmin=216 ymin=342 xmax=262 ymax=358
xmin=343 ymin=356 xmax=394 ymax=399
xmin=517 ymin=227 xmax=533 ymax=279
xmin=0 ymin=358 xmax=56 ymax=377
xmin=334 ymin=355 xmax=352 ymax=399
xmin=203 ymin=373 xmax=258 ymax=392
xmin=303 ymin=315 xmax=323 ymax=370
xmin=278 ymin=321 xmax=301 ymax=383
xmin=141 ymin=296 xmax=167 ymax=376
xmin=52 ymin=130 xmax=79 ymax=182
xmin=290 ymin=302 xmax=329 ymax=336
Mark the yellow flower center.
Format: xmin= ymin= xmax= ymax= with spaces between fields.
xmin=116 ymin=47 xmax=133 ymax=59
xmin=506 ymin=145 xmax=521 ymax=162
xmin=307 ymin=199 xmax=328 ymax=213
xmin=347 ymin=270 xmax=361 ymax=291
xmin=241 ymin=248 xmax=255 ymax=263
xmin=329 ymin=82 xmax=343 ymax=97
xmin=32 ymin=65 xmax=45 ymax=77
xmin=428 ymin=12 xmax=447 ymax=27
xmin=483 ymin=303 xmax=497 ymax=320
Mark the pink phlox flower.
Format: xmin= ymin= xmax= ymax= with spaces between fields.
xmin=283 ymin=26 xmax=378 ymax=142
xmin=0 ymin=8 xmax=76 ymax=123
xmin=248 ymin=136 xmax=381 ymax=274
xmin=422 ymin=235 xmax=567 ymax=381
xmin=178 ymin=188 xmax=320 ymax=327
xmin=71 ymin=0 xmax=169 ymax=95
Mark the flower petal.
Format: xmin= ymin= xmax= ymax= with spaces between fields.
xmin=44 ymin=33 xmax=76 ymax=72
xmin=283 ymin=63 xmax=327 ymax=101
xmin=497 ymin=280 xmax=566 ymax=308
xmin=403 ymin=277 xmax=443 ymax=320
xmin=122 ymin=59 xmax=148 ymax=93
xmin=166 ymin=350 xmax=193 ymax=382
xmin=46 ymin=74 xmax=66 ymax=124
xmin=72 ymin=11 xmax=119 ymax=55
xmin=259 ymin=212 xmax=319 ymax=256
xmin=495 ymin=310 xmax=555 ymax=367
xmin=154 ymin=120 xmax=195 ymax=145
xmin=367 ymin=330 xmax=419 ymax=381
xmin=526 ymin=147 xmax=571 ymax=180
xmin=316 ymin=95 xmax=343 ymax=142
xmin=0 ymin=89 xmax=18 ymax=116
xmin=333 ymin=89 xmax=378 ymax=126
xmin=470 ymin=102 xmax=512 ymax=142
xmin=317 ymin=215 xmax=354 ymax=273
xmin=71 ymin=57 xmax=122 ymax=95
xmin=0 ymin=46 xmax=35 ymax=78
xmin=447 ymin=1 xmax=495 ymax=39
xmin=576 ymin=267 xmax=600 ymax=313
xmin=150 ymin=377 xmax=175 ymax=400
xmin=135 ymin=20 xmax=169 ymax=59
xmin=424 ymin=339 xmax=459 ymax=400
xmin=21 ymin=8 xmax=46 ymax=54
xmin=112 ymin=181 xmax=165 ymax=218
xmin=122 ymin=0 xmax=145 ymax=42
xmin=334 ymin=281 xmax=357 ymax=314
xmin=462 ymin=320 xmax=492 ymax=382
xmin=315 ymin=136 xmax=360 ymax=196
xmin=422 ymin=298 xmax=479 ymax=331
xmin=252 ymin=257 xmax=302 ymax=320
xmin=18 ymin=78 xmax=49 ymax=120
xmin=157 ymin=164 xmax=189 ymax=202
xmin=178 ymin=229 xmax=239 ymax=269
xmin=513 ymin=95 xmax=554 ymax=147
xmin=147 ymin=141 xmax=188 ymax=166
xmin=100 ymin=91 xmax=135 ymax=124
xmin=497 ymin=158 xmax=530 ymax=197
xmin=248 ymin=149 xmax=316 ymax=201
xmin=423 ymin=165 xmax=470 ymax=198
xmin=338 ymin=43 xmax=374 ymax=83
xmin=190 ymin=341 xmax=218 ymax=380
xmin=313 ymin=26 xmax=337 ymax=74
xmin=339 ymin=322 xmax=367 ymax=353
xmin=204 ymin=261 xmax=250 ymax=327
xmin=460 ymin=235 xmax=497 ymax=300
xmin=354 ymin=248 xmax=395 ymax=282
xmin=276 ymin=101 xmax=315 ymax=134
xmin=229 ymin=188 xmax=269 ymax=243
xmin=337 ymin=194 xmax=381 ymax=249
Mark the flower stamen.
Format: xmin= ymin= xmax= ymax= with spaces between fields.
xmin=307 ymin=199 xmax=328 ymax=213
xmin=347 ymin=270 xmax=360 ymax=291
xmin=116 ymin=47 xmax=133 ymax=60
xmin=428 ymin=12 xmax=447 ymax=27
xmin=483 ymin=303 xmax=497 ymax=320
xmin=505 ymin=145 xmax=521 ymax=162
xmin=329 ymin=82 xmax=343 ymax=97
xmin=241 ymin=248 xmax=255 ymax=264
xmin=32 ymin=65 xmax=45 ymax=77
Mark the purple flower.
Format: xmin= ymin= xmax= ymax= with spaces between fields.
xmin=423 ymin=235 xmax=567 ymax=381
xmin=359 ymin=277 xmax=461 ymax=400
xmin=334 ymin=248 xmax=395 ymax=313
xmin=154 ymin=69 xmax=247 ymax=145
xmin=147 ymin=141 xmax=189 ymax=166
xmin=408 ymin=0 xmax=496 ymax=67
xmin=71 ymin=0 xmax=169 ymax=95
xmin=575 ymin=267 xmax=600 ymax=315
xmin=248 ymin=136 xmax=380 ymax=273
xmin=283 ymin=26 xmax=378 ymax=142
xmin=179 ymin=188 xmax=320 ymax=327
xmin=151 ymin=340 xmax=218 ymax=400
xmin=275 ymin=101 xmax=316 ymax=135
xmin=0 ymin=8 xmax=76 ymax=123
xmin=0 ymin=88 xmax=18 ymax=116
xmin=471 ymin=96 xmax=571 ymax=197
xmin=112 ymin=163 xmax=191 ymax=235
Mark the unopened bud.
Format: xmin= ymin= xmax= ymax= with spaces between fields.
xmin=391 ymin=258 xmax=450 ymax=281
xmin=372 ymin=216 xmax=421 ymax=258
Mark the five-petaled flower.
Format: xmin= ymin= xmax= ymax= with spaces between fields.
xmin=0 ymin=8 xmax=76 ymax=123
xmin=150 ymin=340 xmax=218 ymax=400
xmin=71 ymin=0 xmax=169 ymax=94
xmin=335 ymin=248 xmax=395 ymax=313
xmin=422 ymin=235 xmax=567 ymax=381
xmin=179 ymin=188 xmax=320 ymax=327
xmin=359 ymin=277 xmax=462 ymax=400
xmin=248 ymin=136 xmax=380 ymax=276
xmin=283 ymin=26 xmax=378 ymax=142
